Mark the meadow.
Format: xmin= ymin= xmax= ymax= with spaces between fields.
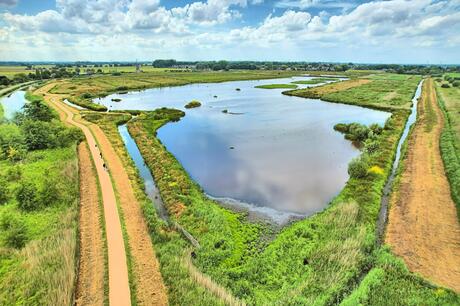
xmin=0 ymin=92 xmax=83 ymax=305
xmin=285 ymin=74 xmax=421 ymax=111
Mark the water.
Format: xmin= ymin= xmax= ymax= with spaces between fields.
xmin=100 ymin=77 xmax=391 ymax=222
xmin=376 ymin=79 xmax=424 ymax=241
xmin=118 ymin=124 xmax=168 ymax=220
xmin=0 ymin=90 xmax=27 ymax=119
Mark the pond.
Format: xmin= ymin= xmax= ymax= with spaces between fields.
xmin=98 ymin=77 xmax=391 ymax=223
xmin=0 ymin=90 xmax=27 ymax=120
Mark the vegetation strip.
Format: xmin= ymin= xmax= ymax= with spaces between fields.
xmin=0 ymin=90 xmax=81 ymax=305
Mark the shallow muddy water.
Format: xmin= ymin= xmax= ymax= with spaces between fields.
xmin=99 ymin=77 xmax=391 ymax=222
xmin=0 ymin=90 xmax=27 ymax=119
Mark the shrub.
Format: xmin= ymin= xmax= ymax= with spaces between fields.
xmin=441 ymin=83 xmax=450 ymax=88
xmin=16 ymin=181 xmax=40 ymax=211
xmin=23 ymin=97 xmax=57 ymax=122
xmin=6 ymin=165 xmax=22 ymax=181
xmin=0 ymin=211 xmax=28 ymax=248
xmin=348 ymin=157 xmax=368 ymax=178
xmin=0 ymin=124 xmax=27 ymax=161
xmin=80 ymin=92 xmax=93 ymax=99
xmin=364 ymin=139 xmax=379 ymax=154
xmin=0 ymin=176 xmax=9 ymax=204
xmin=21 ymin=120 xmax=58 ymax=150
xmin=452 ymin=81 xmax=460 ymax=87
xmin=40 ymin=177 xmax=60 ymax=206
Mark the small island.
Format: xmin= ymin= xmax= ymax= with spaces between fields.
xmin=185 ymin=100 xmax=202 ymax=109
xmin=255 ymin=84 xmax=298 ymax=89
xmin=111 ymin=98 xmax=122 ymax=102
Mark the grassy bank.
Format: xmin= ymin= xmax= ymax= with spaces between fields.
xmin=0 ymin=93 xmax=83 ymax=305
xmin=435 ymin=78 xmax=460 ymax=221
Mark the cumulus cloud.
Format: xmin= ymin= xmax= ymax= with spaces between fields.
xmin=0 ymin=0 xmax=459 ymax=62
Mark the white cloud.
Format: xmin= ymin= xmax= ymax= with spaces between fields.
xmin=0 ymin=0 xmax=459 ymax=63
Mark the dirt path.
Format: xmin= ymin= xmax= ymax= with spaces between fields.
xmin=386 ymin=78 xmax=460 ymax=292
xmin=36 ymin=84 xmax=132 ymax=306
xmin=38 ymin=83 xmax=168 ymax=305
xmin=88 ymin=122 xmax=168 ymax=305
xmin=75 ymin=142 xmax=105 ymax=306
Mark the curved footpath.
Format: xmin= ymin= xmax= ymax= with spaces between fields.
xmin=37 ymin=83 xmax=168 ymax=305
xmin=36 ymin=84 xmax=131 ymax=305
xmin=386 ymin=78 xmax=460 ymax=292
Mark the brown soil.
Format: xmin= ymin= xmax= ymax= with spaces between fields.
xmin=386 ymin=78 xmax=460 ymax=292
xmin=36 ymin=83 xmax=168 ymax=305
xmin=36 ymin=84 xmax=132 ymax=306
xmin=75 ymin=142 xmax=105 ymax=306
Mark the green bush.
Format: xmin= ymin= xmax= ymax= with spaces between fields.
xmin=441 ymin=83 xmax=450 ymax=88
xmin=348 ymin=157 xmax=368 ymax=178
xmin=23 ymin=96 xmax=57 ymax=122
xmin=16 ymin=181 xmax=40 ymax=211
xmin=39 ymin=177 xmax=60 ymax=206
xmin=80 ymin=92 xmax=93 ymax=99
xmin=0 ymin=123 xmax=27 ymax=161
xmin=452 ymin=81 xmax=460 ymax=87
xmin=0 ymin=176 xmax=9 ymax=204
xmin=0 ymin=211 xmax=28 ymax=248
xmin=5 ymin=165 xmax=22 ymax=181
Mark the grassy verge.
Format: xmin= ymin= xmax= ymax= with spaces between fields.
xmin=0 ymin=93 xmax=82 ymax=304
xmin=435 ymin=79 xmax=460 ymax=221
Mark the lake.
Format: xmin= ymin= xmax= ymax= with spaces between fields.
xmin=98 ymin=76 xmax=391 ymax=222
xmin=0 ymin=90 xmax=27 ymax=120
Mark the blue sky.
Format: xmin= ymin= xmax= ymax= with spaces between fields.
xmin=0 ymin=0 xmax=459 ymax=63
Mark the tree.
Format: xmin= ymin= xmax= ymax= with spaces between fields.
xmin=21 ymin=120 xmax=58 ymax=150
xmin=23 ymin=97 xmax=56 ymax=122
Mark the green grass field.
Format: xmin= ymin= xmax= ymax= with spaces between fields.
xmin=286 ymin=74 xmax=421 ymax=111
xmin=292 ymin=77 xmax=338 ymax=85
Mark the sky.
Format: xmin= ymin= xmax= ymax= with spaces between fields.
xmin=0 ymin=0 xmax=459 ymax=64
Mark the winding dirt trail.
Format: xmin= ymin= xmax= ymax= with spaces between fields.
xmin=386 ymin=78 xmax=460 ymax=292
xmin=36 ymin=84 xmax=132 ymax=305
xmin=37 ymin=83 xmax=168 ymax=305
